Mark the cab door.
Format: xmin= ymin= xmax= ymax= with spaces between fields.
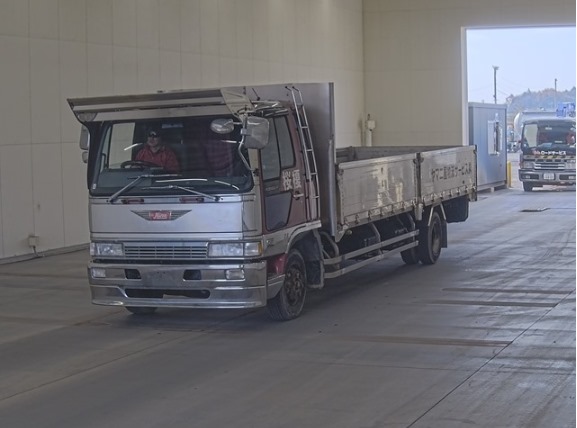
xmin=260 ymin=115 xmax=307 ymax=232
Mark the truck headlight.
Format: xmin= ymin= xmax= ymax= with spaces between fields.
xmin=521 ymin=161 xmax=534 ymax=169
xmin=208 ymin=242 xmax=262 ymax=258
xmin=90 ymin=242 xmax=124 ymax=257
xmin=566 ymin=160 xmax=576 ymax=170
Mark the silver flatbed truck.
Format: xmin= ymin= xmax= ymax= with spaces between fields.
xmin=68 ymin=82 xmax=477 ymax=320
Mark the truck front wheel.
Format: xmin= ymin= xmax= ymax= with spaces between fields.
xmin=523 ymin=182 xmax=533 ymax=192
xmin=267 ymin=249 xmax=307 ymax=321
xmin=418 ymin=211 xmax=442 ymax=265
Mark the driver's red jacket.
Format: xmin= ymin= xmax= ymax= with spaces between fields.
xmin=135 ymin=145 xmax=180 ymax=173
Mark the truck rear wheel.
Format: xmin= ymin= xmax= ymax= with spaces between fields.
xmin=400 ymin=213 xmax=420 ymax=265
xmin=418 ymin=211 xmax=442 ymax=265
xmin=523 ymin=182 xmax=533 ymax=192
xmin=267 ymin=249 xmax=307 ymax=321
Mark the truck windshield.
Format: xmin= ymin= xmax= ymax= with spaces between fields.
xmin=91 ymin=117 xmax=252 ymax=197
xmin=522 ymin=121 xmax=576 ymax=148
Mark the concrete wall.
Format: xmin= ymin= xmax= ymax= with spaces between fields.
xmin=0 ymin=0 xmax=363 ymax=259
xmin=363 ymin=0 xmax=576 ymax=147
xmin=0 ymin=0 xmax=574 ymax=259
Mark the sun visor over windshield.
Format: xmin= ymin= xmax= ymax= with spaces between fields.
xmin=67 ymin=87 xmax=255 ymax=123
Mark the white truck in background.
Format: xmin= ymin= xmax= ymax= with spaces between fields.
xmin=518 ymin=105 xmax=576 ymax=191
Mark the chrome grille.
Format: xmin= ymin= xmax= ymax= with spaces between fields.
xmin=124 ymin=242 xmax=208 ymax=259
xmin=535 ymin=159 xmax=566 ymax=170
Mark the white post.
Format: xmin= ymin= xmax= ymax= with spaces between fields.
xmin=364 ymin=114 xmax=376 ymax=147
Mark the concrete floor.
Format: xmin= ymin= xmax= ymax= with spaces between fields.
xmin=0 ymin=177 xmax=574 ymax=427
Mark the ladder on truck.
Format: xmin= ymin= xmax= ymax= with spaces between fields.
xmin=286 ymin=85 xmax=320 ymax=221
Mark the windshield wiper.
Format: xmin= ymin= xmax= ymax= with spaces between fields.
xmin=157 ymin=178 xmax=240 ymax=190
xmin=143 ymin=185 xmax=220 ymax=201
xmin=107 ymin=173 xmax=180 ymax=204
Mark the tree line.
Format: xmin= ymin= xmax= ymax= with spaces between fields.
xmin=507 ymin=87 xmax=576 ymax=114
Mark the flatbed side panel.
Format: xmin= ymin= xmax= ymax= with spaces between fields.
xmin=336 ymin=146 xmax=458 ymax=162
xmin=336 ymin=153 xmax=418 ymax=237
xmin=418 ymin=146 xmax=477 ymax=205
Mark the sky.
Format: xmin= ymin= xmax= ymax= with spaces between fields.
xmin=467 ymin=26 xmax=576 ymax=103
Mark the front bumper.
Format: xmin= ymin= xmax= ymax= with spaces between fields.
xmin=87 ymin=261 xmax=284 ymax=309
xmin=518 ymin=169 xmax=576 ymax=186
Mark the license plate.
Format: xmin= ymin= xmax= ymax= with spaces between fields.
xmin=143 ymin=271 xmax=175 ymax=286
xmin=543 ymin=173 xmax=555 ymax=180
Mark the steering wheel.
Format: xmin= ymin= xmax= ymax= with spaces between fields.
xmin=120 ymin=160 xmax=159 ymax=169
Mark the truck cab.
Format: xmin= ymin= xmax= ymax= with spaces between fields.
xmin=518 ymin=116 xmax=576 ymax=191
xmin=69 ymin=86 xmax=324 ymax=319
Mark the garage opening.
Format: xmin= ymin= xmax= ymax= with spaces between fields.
xmin=464 ymin=26 xmax=576 ymax=190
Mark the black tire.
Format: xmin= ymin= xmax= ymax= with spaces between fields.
xmin=523 ymin=182 xmax=533 ymax=192
xmin=401 ymin=246 xmax=420 ymax=265
xmin=125 ymin=306 xmax=157 ymax=315
xmin=400 ymin=213 xmax=419 ymax=265
xmin=267 ymin=249 xmax=307 ymax=321
xmin=418 ymin=210 xmax=442 ymax=265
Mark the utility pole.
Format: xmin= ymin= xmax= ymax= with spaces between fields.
xmin=554 ymin=78 xmax=558 ymax=108
xmin=493 ymin=65 xmax=499 ymax=104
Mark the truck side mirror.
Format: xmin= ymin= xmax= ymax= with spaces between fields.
xmin=210 ymin=118 xmax=235 ymax=134
xmin=79 ymin=126 xmax=90 ymax=150
xmin=242 ymin=117 xmax=269 ymax=150
xmin=79 ymin=126 xmax=89 ymax=163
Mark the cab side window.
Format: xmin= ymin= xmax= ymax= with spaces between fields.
xmin=276 ymin=117 xmax=295 ymax=169
xmin=261 ymin=119 xmax=281 ymax=181
xmin=260 ymin=116 xmax=295 ymax=181
xmin=260 ymin=116 xmax=297 ymax=231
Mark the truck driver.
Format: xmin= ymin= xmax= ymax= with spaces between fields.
xmin=135 ymin=129 xmax=180 ymax=173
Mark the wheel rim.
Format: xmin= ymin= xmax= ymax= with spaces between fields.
xmin=285 ymin=263 xmax=305 ymax=306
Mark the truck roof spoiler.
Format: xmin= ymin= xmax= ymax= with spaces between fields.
xmin=67 ymin=87 xmax=255 ymax=122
